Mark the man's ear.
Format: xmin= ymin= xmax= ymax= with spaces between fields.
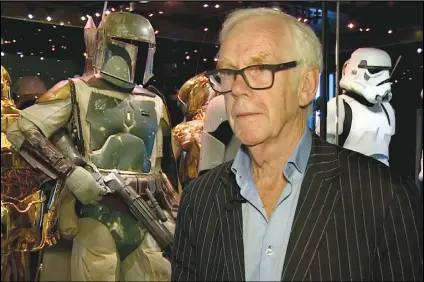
xmin=298 ymin=67 xmax=320 ymax=108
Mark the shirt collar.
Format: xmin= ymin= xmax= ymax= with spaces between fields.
xmin=231 ymin=127 xmax=311 ymax=175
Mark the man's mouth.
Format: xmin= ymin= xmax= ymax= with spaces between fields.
xmin=236 ymin=112 xmax=260 ymax=118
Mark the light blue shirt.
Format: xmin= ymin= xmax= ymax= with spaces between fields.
xmin=231 ymin=128 xmax=312 ymax=281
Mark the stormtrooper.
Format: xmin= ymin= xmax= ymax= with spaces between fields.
xmin=6 ymin=12 xmax=179 ymax=281
xmin=198 ymin=94 xmax=241 ymax=174
xmin=323 ymin=47 xmax=396 ymax=166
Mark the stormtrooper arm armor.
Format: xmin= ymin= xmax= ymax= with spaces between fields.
xmin=325 ymin=96 xmax=346 ymax=145
xmin=6 ymin=80 xmax=75 ymax=179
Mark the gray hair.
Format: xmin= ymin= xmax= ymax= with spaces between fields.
xmin=219 ymin=7 xmax=323 ymax=72
xmin=219 ymin=7 xmax=323 ymax=115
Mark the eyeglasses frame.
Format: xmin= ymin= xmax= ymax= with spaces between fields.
xmin=206 ymin=60 xmax=298 ymax=94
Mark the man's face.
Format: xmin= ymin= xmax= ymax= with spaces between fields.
xmin=219 ymin=17 xmax=301 ymax=146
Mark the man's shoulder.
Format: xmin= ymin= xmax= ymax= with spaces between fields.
xmin=335 ymin=145 xmax=413 ymax=195
xmin=183 ymin=161 xmax=233 ymax=198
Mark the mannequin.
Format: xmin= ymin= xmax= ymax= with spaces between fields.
xmin=1 ymin=65 xmax=58 ymax=281
xmin=198 ymin=95 xmax=241 ymax=174
xmin=6 ymin=12 xmax=179 ymax=281
xmin=172 ymin=73 xmax=216 ymax=186
xmin=323 ymin=48 xmax=396 ymax=166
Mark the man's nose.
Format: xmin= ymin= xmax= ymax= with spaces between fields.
xmin=231 ymin=74 xmax=250 ymax=97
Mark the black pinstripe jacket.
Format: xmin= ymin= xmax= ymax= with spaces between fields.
xmin=171 ymin=133 xmax=423 ymax=281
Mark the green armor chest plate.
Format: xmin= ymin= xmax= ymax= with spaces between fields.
xmin=86 ymin=92 xmax=158 ymax=173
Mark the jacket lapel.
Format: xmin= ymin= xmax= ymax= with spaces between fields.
xmin=282 ymin=133 xmax=342 ymax=281
xmin=214 ymin=162 xmax=246 ymax=281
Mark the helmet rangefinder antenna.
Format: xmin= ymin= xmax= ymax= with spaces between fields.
xmin=102 ymin=1 xmax=108 ymax=21
xmin=390 ymin=55 xmax=402 ymax=79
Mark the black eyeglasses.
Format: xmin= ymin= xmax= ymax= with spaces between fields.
xmin=206 ymin=61 xmax=298 ymax=94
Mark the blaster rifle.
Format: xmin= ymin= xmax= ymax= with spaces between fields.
xmin=50 ymin=129 xmax=174 ymax=258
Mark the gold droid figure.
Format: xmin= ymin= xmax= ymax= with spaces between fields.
xmin=1 ymin=66 xmax=60 ymax=281
xmin=172 ymin=73 xmax=216 ymax=184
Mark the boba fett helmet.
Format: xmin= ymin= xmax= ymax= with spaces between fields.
xmin=93 ymin=12 xmax=156 ymax=89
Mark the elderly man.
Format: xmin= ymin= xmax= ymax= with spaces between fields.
xmin=171 ymin=7 xmax=423 ymax=282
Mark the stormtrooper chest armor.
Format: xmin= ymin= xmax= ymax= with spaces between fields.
xmin=341 ymin=95 xmax=394 ymax=160
xmin=71 ymin=78 xmax=163 ymax=173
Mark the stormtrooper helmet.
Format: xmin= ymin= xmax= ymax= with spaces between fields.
xmin=340 ymin=48 xmax=392 ymax=104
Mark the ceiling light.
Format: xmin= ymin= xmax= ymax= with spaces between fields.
xmin=155 ymin=30 xmax=159 ymax=34
xmin=1 ymin=52 xmax=4 ymax=56
xmin=214 ymin=57 xmax=218 ymax=62
xmin=149 ymin=13 xmax=154 ymax=17
xmin=28 ymin=14 xmax=34 ymax=19
xmin=203 ymin=58 xmax=207 ymax=62
xmin=297 ymin=17 xmax=302 ymax=21
xmin=303 ymin=18 xmax=308 ymax=23
xmin=215 ymin=4 xmax=220 ymax=8
xmin=417 ymin=48 xmax=423 ymax=54
xmin=60 ymin=22 xmax=64 ymax=26
xmin=203 ymin=4 xmax=209 ymax=8
xmin=159 ymin=11 xmax=163 ymax=14
xmin=40 ymin=57 xmax=44 ymax=60
xmin=105 ymin=10 xmax=111 ymax=15
xmin=359 ymin=28 xmax=363 ymax=32
xmin=348 ymin=23 xmax=354 ymax=29
xmin=46 ymin=16 xmax=52 ymax=22
xmin=204 ymin=27 xmax=208 ymax=32
xmin=186 ymin=56 xmax=190 ymax=60
xmin=81 ymin=16 xmax=86 ymax=21
xmin=365 ymin=28 xmax=370 ymax=32
xmin=95 ymin=13 xmax=101 ymax=17
xmin=388 ymin=30 xmax=393 ymax=34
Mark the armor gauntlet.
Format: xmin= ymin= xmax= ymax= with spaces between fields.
xmin=19 ymin=130 xmax=76 ymax=180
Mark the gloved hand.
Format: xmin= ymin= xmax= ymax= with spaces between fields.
xmin=64 ymin=166 xmax=106 ymax=205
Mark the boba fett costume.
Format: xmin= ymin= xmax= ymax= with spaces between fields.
xmin=6 ymin=12 xmax=179 ymax=281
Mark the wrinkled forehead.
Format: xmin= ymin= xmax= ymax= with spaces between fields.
xmin=218 ymin=17 xmax=292 ymax=68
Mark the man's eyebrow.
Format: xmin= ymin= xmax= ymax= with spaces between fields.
xmin=246 ymin=52 xmax=276 ymax=65
xmin=217 ymin=52 xmax=277 ymax=69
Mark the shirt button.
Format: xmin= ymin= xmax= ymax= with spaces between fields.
xmin=266 ymin=246 xmax=273 ymax=256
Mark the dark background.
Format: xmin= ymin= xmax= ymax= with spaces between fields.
xmin=1 ymin=1 xmax=423 ymax=179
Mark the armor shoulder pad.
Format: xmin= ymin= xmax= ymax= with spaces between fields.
xmin=37 ymin=80 xmax=71 ymax=103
